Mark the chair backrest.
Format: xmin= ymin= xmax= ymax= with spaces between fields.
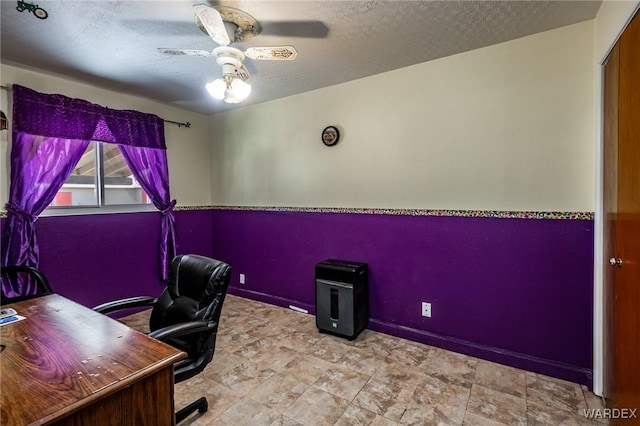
xmin=0 ymin=265 xmax=53 ymax=305
xmin=149 ymin=254 xmax=231 ymax=381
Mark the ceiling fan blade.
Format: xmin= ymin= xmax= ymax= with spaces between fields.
xmin=193 ymin=4 xmax=230 ymax=46
xmin=244 ymin=46 xmax=298 ymax=61
xmin=158 ymin=48 xmax=214 ymax=57
xmin=260 ymin=20 xmax=329 ymax=38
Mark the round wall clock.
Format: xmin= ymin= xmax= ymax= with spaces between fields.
xmin=321 ymin=126 xmax=340 ymax=146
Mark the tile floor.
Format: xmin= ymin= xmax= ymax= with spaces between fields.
xmin=120 ymin=295 xmax=607 ymax=426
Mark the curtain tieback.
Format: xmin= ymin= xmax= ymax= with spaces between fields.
xmin=5 ymin=203 xmax=38 ymax=222
xmin=161 ymin=199 xmax=176 ymax=215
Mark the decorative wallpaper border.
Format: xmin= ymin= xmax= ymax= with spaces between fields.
xmin=175 ymin=205 xmax=594 ymax=220
xmin=0 ymin=206 xmax=594 ymax=220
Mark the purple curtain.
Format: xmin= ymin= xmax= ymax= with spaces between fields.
xmin=13 ymin=85 xmax=166 ymax=148
xmin=1 ymin=134 xmax=90 ymax=297
xmin=2 ymin=85 xmax=176 ymax=294
xmin=118 ymin=145 xmax=176 ymax=279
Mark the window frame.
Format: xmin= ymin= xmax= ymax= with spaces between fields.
xmin=45 ymin=141 xmax=153 ymax=213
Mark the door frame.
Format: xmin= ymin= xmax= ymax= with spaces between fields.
xmin=593 ymin=2 xmax=640 ymax=397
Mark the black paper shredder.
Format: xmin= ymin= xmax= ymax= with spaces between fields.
xmin=315 ymin=259 xmax=368 ymax=340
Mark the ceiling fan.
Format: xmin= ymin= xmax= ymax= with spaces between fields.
xmin=158 ymin=4 xmax=298 ymax=104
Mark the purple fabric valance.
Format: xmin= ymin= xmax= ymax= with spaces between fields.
xmin=12 ymin=84 xmax=166 ymax=149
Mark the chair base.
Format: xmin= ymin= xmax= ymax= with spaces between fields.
xmin=176 ymin=396 xmax=208 ymax=423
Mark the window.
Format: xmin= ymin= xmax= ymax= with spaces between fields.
xmin=49 ymin=142 xmax=151 ymax=208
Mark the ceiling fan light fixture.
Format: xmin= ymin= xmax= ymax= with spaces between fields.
xmin=206 ymin=73 xmax=251 ymax=103
xmin=205 ymin=78 xmax=227 ymax=100
xmin=229 ymin=78 xmax=251 ymax=100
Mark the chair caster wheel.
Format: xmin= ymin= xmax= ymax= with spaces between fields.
xmin=199 ymin=400 xmax=208 ymax=413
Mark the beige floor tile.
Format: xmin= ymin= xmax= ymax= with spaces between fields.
xmin=345 ymin=328 xmax=378 ymax=345
xmin=252 ymin=344 xmax=301 ymax=372
xmin=247 ymin=372 xmax=310 ymax=413
xmin=208 ymin=397 xmax=281 ymax=426
xmin=466 ymin=384 xmax=526 ymax=426
xmin=312 ymin=365 xmax=371 ymax=401
xmin=581 ymin=386 xmax=609 ymax=425
xmin=231 ymin=336 xmax=274 ymax=359
xmin=203 ymin=349 xmax=246 ymax=381
xmin=280 ymin=354 xmax=334 ymax=385
xmin=335 ymin=346 xmax=387 ymax=376
xmin=282 ymin=386 xmax=350 ymax=426
xmin=216 ymin=328 xmax=256 ymax=353
xmin=120 ymin=295 xmax=595 ymax=426
xmin=310 ymin=334 xmax=352 ymax=362
xmin=353 ymin=378 xmax=415 ymax=422
xmin=462 ymin=411 xmax=513 ymax=426
xmin=270 ymin=415 xmax=305 ymax=426
xmin=231 ymin=312 xmax=266 ymax=330
xmin=275 ymin=329 xmax=325 ymax=353
xmin=400 ymin=374 xmax=471 ymax=425
xmin=385 ymin=338 xmax=433 ymax=367
xmin=527 ymin=400 xmax=597 ymax=426
xmin=353 ymin=332 xmax=399 ymax=358
xmin=582 ymin=386 xmax=604 ymax=409
xmin=373 ymin=360 xmax=425 ymax=389
xmin=370 ymin=415 xmax=401 ymax=426
xmin=218 ymin=360 xmax=278 ymax=394
xmin=117 ymin=309 xmax=151 ymax=332
xmin=526 ymin=372 xmax=588 ymax=414
xmin=334 ymin=404 xmax=378 ymax=426
xmin=177 ymin=380 xmax=245 ymax=425
xmin=473 ymin=359 xmax=526 ymax=398
xmin=423 ymin=348 xmax=478 ymax=389
xmin=400 ymin=400 xmax=466 ymax=425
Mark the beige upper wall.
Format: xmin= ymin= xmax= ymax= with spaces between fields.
xmin=595 ymin=0 xmax=640 ymax=63
xmin=0 ymin=17 xmax=602 ymax=214
xmin=0 ymin=63 xmax=212 ymax=209
xmin=210 ymin=21 xmax=595 ymax=212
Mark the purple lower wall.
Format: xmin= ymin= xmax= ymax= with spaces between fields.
xmin=1 ymin=210 xmax=213 ymax=309
xmin=1 ymin=207 xmax=594 ymax=386
xmin=210 ymin=209 xmax=594 ymax=386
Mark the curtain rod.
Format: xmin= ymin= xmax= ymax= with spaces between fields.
xmin=0 ymin=84 xmax=191 ymax=129
xmin=164 ymin=119 xmax=191 ymax=128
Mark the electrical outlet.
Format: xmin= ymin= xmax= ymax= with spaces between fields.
xmin=421 ymin=302 xmax=431 ymax=318
xmin=239 ymin=273 xmax=245 ymax=285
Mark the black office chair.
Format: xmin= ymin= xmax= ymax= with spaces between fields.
xmin=1 ymin=265 xmax=53 ymax=305
xmin=93 ymin=254 xmax=232 ymax=423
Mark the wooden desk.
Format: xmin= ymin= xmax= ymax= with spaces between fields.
xmin=0 ymin=294 xmax=186 ymax=426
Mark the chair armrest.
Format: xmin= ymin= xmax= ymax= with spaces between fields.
xmin=149 ymin=320 xmax=215 ymax=342
xmin=92 ymin=296 xmax=157 ymax=314
xmin=1 ymin=265 xmax=53 ymax=295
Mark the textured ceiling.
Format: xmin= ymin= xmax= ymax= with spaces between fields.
xmin=0 ymin=1 xmax=602 ymax=115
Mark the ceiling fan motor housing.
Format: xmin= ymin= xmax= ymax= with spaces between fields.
xmin=213 ymin=47 xmax=249 ymax=81
xmin=214 ymin=46 xmax=245 ymax=67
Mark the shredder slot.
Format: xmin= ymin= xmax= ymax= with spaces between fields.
xmin=330 ymin=288 xmax=339 ymax=320
xmin=316 ymin=279 xmax=353 ymax=289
